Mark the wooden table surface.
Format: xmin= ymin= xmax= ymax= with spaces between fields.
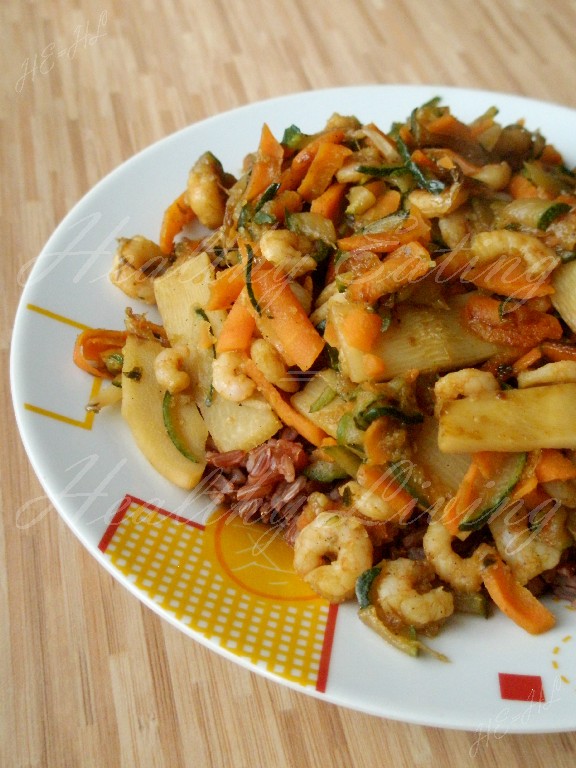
xmin=4 ymin=1 xmax=576 ymax=765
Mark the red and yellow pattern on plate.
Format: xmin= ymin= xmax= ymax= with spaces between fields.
xmin=99 ymin=495 xmax=338 ymax=691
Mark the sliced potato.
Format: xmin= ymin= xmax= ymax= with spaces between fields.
xmin=552 ymin=260 xmax=576 ymax=333
xmin=290 ymin=369 xmax=351 ymax=439
xmin=121 ymin=335 xmax=207 ymax=489
xmin=328 ymin=294 xmax=504 ymax=383
xmin=438 ymin=383 xmax=576 ymax=453
xmin=154 ymin=251 xmax=281 ymax=451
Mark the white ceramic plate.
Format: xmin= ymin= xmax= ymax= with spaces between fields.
xmin=11 ymin=85 xmax=576 ymax=732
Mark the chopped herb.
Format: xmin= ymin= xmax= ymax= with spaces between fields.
xmin=282 ymin=124 xmax=308 ymax=150
xmin=357 ymin=164 xmax=410 ymax=179
xmin=255 ymin=182 xmax=280 ymax=211
xmin=238 ymin=202 xmax=254 ymax=230
xmin=379 ymin=311 xmax=392 ymax=332
xmin=162 ymin=391 xmax=198 ymax=462
xmin=245 ymin=244 xmax=263 ymax=316
xmin=355 ymin=566 xmax=382 ymax=609
xmin=354 ymin=399 xmax=423 ymax=430
xmin=341 ymin=485 xmax=353 ymax=507
xmin=395 ymin=134 xmax=445 ymax=194
xmin=104 ymin=351 xmax=124 ymax=374
xmin=194 ymin=307 xmax=215 ymax=405
xmin=312 ymin=240 xmax=332 ymax=263
xmin=253 ymin=210 xmax=277 ymax=225
xmin=309 ymin=385 xmax=337 ymax=413
xmin=326 ymin=344 xmax=340 ymax=371
xmin=123 ymin=367 xmax=142 ymax=381
xmin=537 ymin=201 xmax=571 ymax=230
xmin=560 ymin=249 xmax=576 ymax=263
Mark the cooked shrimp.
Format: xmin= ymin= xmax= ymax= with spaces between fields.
xmin=471 ymin=230 xmax=560 ymax=280
xmin=154 ymin=346 xmax=191 ymax=394
xmin=338 ymin=480 xmax=398 ymax=522
xmin=110 ymin=256 xmax=156 ymax=303
xmin=517 ymin=360 xmax=576 ymax=388
xmin=488 ymin=502 xmax=567 ymax=585
xmin=250 ymin=339 xmax=298 ymax=393
xmin=186 ymin=151 xmax=229 ymax=230
xmin=542 ymin=479 xmax=576 ymax=508
xmin=289 ymin=276 xmax=314 ymax=315
xmin=211 ymin=351 xmax=255 ymax=402
xmin=109 ymin=236 xmax=167 ymax=304
xmin=336 ymin=147 xmax=383 ymax=184
xmin=409 ymin=181 xmax=468 ymax=217
xmin=423 ymin=519 xmax=495 ymax=593
xmin=546 ymin=209 xmax=576 ymax=251
xmin=470 ymin=162 xmax=512 ymax=190
xmin=538 ymin=504 xmax=574 ymax=549
xmin=345 ymin=185 xmax=377 ymax=216
xmin=293 ymin=512 xmax=373 ymax=602
xmin=434 ymin=368 xmax=499 ymax=418
xmin=117 ymin=235 xmax=166 ymax=270
xmin=437 ymin=209 xmax=471 ymax=250
xmin=296 ymin=491 xmax=332 ymax=530
xmin=324 ymin=112 xmax=362 ymax=132
xmin=359 ymin=125 xmax=400 ymax=163
xmin=259 ymin=229 xmax=317 ymax=278
xmin=372 ymin=558 xmax=454 ymax=630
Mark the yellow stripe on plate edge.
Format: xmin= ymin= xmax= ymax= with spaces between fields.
xmin=23 ymin=304 xmax=99 ymax=429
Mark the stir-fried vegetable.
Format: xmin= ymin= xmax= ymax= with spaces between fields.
xmin=74 ymin=99 xmax=576 ymax=657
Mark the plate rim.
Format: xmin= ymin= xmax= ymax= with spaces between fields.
xmin=10 ymin=83 xmax=576 ymax=733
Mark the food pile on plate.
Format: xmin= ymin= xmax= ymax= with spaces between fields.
xmin=74 ymin=99 xmax=576 ymax=656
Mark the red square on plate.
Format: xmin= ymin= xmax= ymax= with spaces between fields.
xmin=498 ymin=673 xmax=545 ymax=702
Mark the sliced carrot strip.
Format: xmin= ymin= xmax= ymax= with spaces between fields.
xmin=463 ymin=255 xmax=555 ymax=300
xmin=336 ymin=232 xmax=401 ymax=254
xmin=215 ymin=291 xmax=256 ymax=354
xmin=159 ymin=191 xmax=195 ymax=254
xmin=427 ymin=111 xmax=473 ymax=143
xmin=541 ymin=341 xmax=576 ymax=363
xmin=473 ymin=451 xmax=508 ymax=479
xmin=297 ymin=143 xmax=352 ymax=202
xmin=362 ymin=353 xmax=387 ymax=380
xmin=310 ymin=182 xmax=348 ymax=224
xmin=481 ymin=553 xmax=556 ymax=634
xmin=262 ymin=189 xmax=303 ymax=222
xmin=206 ymin=263 xmax=245 ymax=310
xmin=278 ymin=129 xmax=346 ymax=192
xmin=441 ymin=461 xmax=485 ymax=536
xmin=347 ymin=241 xmax=433 ymax=303
xmin=512 ymin=474 xmax=539 ymax=501
xmin=535 ymin=449 xmax=576 ymax=483
xmin=337 ymin=208 xmax=431 ymax=253
xmin=363 ymin=189 xmax=402 ymax=221
xmin=244 ymin=123 xmax=284 ymax=201
xmin=73 ymin=329 xmax=127 ymax=378
xmin=249 ymin=262 xmax=325 ymax=371
xmin=511 ymin=346 xmax=543 ymax=375
xmin=242 ymin=357 xmax=328 ymax=447
xmin=508 ymin=174 xmax=539 ymax=199
xmin=410 ymin=148 xmax=438 ymax=173
xmin=441 ymin=451 xmax=510 ymax=535
xmin=461 ymin=294 xmax=563 ymax=348
xmin=363 ymin=419 xmax=394 ymax=465
xmin=340 ymin=305 xmax=382 ymax=352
